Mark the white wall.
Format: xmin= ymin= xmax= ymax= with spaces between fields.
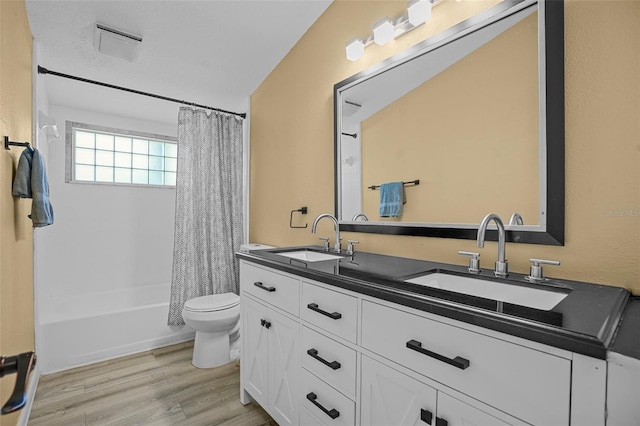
xmin=35 ymin=105 xmax=177 ymax=312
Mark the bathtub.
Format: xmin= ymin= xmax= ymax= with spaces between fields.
xmin=38 ymin=283 xmax=195 ymax=374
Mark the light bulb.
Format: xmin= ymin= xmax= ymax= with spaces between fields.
xmin=408 ymin=0 xmax=432 ymax=27
xmin=373 ymin=17 xmax=395 ymax=45
xmin=345 ymin=37 xmax=365 ymax=61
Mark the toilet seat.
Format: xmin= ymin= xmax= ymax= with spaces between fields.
xmin=184 ymin=293 xmax=239 ymax=312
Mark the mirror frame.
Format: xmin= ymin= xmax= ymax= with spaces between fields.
xmin=334 ymin=0 xmax=564 ymax=246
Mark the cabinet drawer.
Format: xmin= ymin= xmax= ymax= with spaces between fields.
xmin=301 ymin=369 xmax=355 ymax=426
xmin=302 ymin=326 xmax=357 ymax=397
xmin=241 ymin=262 xmax=299 ymax=316
xmin=301 ymin=282 xmax=357 ymax=343
xmin=361 ymin=300 xmax=570 ymax=426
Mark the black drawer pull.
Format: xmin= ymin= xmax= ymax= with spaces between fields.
xmin=420 ymin=408 xmax=433 ymax=424
xmin=406 ymin=339 xmax=470 ymax=370
xmin=307 ymin=303 xmax=342 ymax=320
xmin=306 ymin=392 xmax=340 ymax=419
xmin=254 ymin=281 xmax=276 ymax=292
xmin=435 ymin=417 xmax=448 ymax=426
xmin=260 ymin=319 xmax=271 ymax=329
xmin=307 ymin=348 xmax=341 ymax=370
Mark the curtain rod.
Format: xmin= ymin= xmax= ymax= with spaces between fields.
xmin=37 ymin=66 xmax=247 ymax=119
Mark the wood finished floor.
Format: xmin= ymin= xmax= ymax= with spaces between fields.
xmin=28 ymin=341 xmax=276 ymax=426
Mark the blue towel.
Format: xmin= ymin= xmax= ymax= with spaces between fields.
xmin=12 ymin=148 xmax=54 ymax=228
xmin=379 ymin=182 xmax=405 ymax=217
xmin=12 ymin=147 xmax=33 ymax=198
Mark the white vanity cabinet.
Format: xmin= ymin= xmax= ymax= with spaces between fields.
xmin=240 ymin=263 xmax=300 ymax=426
xmin=239 ymin=260 xmax=607 ymax=426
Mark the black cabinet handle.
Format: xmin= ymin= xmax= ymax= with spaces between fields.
xmin=435 ymin=417 xmax=448 ymax=426
xmin=260 ymin=319 xmax=271 ymax=329
xmin=307 ymin=303 xmax=342 ymax=320
xmin=306 ymin=392 xmax=340 ymax=419
xmin=420 ymin=408 xmax=433 ymax=424
xmin=254 ymin=281 xmax=276 ymax=292
xmin=307 ymin=348 xmax=341 ymax=370
xmin=406 ymin=339 xmax=470 ymax=370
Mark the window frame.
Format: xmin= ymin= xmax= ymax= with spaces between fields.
xmin=65 ymin=121 xmax=178 ymax=189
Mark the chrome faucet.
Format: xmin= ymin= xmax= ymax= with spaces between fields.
xmin=311 ymin=213 xmax=341 ymax=253
xmin=476 ymin=213 xmax=508 ymax=278
xmin=351 ymin=213 xmax=369 ymax=221
xmin=508 ymin=212 xmax=524 ymax=225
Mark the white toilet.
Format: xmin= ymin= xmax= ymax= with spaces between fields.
xmin=182 ymin=243 xmax=274 ymax=369
xmin=182 ymin=293 xmax=240 ymax=368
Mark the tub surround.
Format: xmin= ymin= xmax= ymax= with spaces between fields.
xmin=237 ymin=246 xmax=629 ymax=359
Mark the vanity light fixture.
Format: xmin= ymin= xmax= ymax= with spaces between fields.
xmin=345 ymin=0 xmax=441 ymax=61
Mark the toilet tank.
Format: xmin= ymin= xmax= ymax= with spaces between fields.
xmin=239 ymin=243 xmax=275 ymax=252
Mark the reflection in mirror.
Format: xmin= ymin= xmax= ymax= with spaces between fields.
xmin=334 ymin=0 xmax=564 ymax=245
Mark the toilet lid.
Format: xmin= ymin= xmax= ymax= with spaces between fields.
xmin=184 ymin=293 xmax=240 ymax=312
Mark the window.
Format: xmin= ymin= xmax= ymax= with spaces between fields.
xmin=66 ymin=122 xmax=177 ymax=187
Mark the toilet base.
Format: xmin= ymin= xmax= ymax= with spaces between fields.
xmin=192 ymin=330 xmax=231 ymax=369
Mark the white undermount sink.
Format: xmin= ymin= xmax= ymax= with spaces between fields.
xmin=405 ymin=273 xmax=569 ymax=311
xmin=276 ymin=250 xmax=344 ymax=262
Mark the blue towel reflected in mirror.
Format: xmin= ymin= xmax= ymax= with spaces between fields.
xmin=379 ymin=182 xmax=406 ymax=218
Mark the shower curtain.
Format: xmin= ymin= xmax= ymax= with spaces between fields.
xmin=168 ymin=107 xmax=244 ymax=326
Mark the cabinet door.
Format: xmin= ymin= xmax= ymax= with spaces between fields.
xmin=301 ymin=407 xmax=327 ymax=426
xmin=437 ymin=392 xmax=512 ymax=426
xmin=243 ymin=296 xmax=269 ymax=407
xmin=268 ymin=309 xmax=300 ymax=426
xmin=361 ymin=356 xmax=437 ymax=426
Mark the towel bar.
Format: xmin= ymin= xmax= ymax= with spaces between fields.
xmin=368 ymin=179 xmax=420 ymax=190
xmin=4 ymin=136 xmax=31 ymax=150
xmin=289 ymin=206 xmax=308 ymax=228
xmin=341 ymin=132 xmax=357 ymax=138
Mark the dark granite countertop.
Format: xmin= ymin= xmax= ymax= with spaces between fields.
xmin=237 ymin=246 xmax=630 ymax=359
xmin=610 ymin=297 xmax=640 ymax=360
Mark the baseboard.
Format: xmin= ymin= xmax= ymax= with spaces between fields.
xmin=17 ymin=365 xmax=40 ymax=426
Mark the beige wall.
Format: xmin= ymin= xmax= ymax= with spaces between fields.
xmin=250 ymin=0 xmax=640 ymax=295
xmin=361 ymin=12 xmax=539 ymax=224
xmin=0 ymin=0 xmax=35 ymax=424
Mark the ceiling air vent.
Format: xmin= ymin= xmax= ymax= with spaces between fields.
xmin=94 ymin=24 xmax=142 ymax=62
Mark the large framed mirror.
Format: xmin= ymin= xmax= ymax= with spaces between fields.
xmin=334 ymin=0 xmax=564 ymax=245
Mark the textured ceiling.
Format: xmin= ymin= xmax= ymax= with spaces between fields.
xmin=26 ymin=0 xmax=332 ymax=124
